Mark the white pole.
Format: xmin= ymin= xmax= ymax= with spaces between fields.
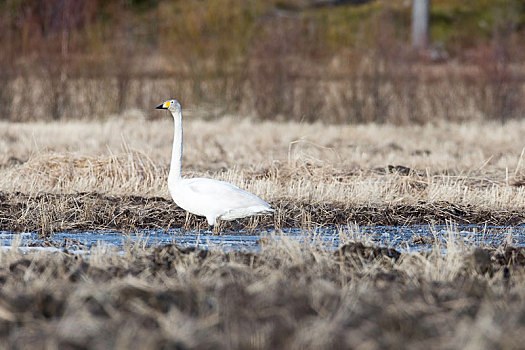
xmin=412 ymin=0 xmax=430 ymax=49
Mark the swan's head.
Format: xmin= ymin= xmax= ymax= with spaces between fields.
xmin=155 ymin=99 xmax=181 ymax=114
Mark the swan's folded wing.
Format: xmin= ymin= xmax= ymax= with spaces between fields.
xmin=184 ymin=178 xmax=271 ymax=210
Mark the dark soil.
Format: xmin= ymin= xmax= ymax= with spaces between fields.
xmin=1 ymin=192 xmax=524 ymax=235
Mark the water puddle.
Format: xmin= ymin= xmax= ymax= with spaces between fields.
xmin=1 ymin=224 xmax=524 ymax=253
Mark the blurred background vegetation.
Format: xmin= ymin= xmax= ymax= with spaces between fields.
xmin=0 ymin=0 xmax=523 ymax=123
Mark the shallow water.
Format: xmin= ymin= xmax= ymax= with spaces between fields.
xmin=1 ymin=224 xmax=524 ymax=253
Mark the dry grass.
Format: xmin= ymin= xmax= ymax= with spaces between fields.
xmin=0 ymin=235 xmax=523 ymax=349
xmin=1 ymin=115 xmax=525 ymax=232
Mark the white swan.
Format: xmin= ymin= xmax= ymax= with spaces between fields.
xmin=155 ymin=99 xmax=274 ymax=231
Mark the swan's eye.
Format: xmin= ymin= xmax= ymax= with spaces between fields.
xmin=164 ymin=101 xmax=171 ymax=108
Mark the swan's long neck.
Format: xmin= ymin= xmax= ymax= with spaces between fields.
xmin=169 ymin=107 xmax=183 ymax=183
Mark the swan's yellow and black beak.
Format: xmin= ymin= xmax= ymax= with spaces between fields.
xmin=155 ymin=100 xmax=172 ymax=110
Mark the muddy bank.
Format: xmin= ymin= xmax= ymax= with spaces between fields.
xmin=0 ymin=191 xmax=524 ymax=234
xmin=0 ymin=242 xmax=524 ymax=349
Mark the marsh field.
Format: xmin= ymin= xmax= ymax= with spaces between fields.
xmin=2 ymin=0 xmax=525 ymax=347
xmin=0 ymin=116 xmax=525 ymax=348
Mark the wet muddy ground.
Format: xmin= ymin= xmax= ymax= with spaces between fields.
xmin=2 ymin=223 xmax=524 ymax=254
xmin=1 ymin=192 xmax=524 ymax=235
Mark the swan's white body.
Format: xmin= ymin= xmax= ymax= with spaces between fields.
xmin=156 ymin=99 xmax=274 ymax=227
xmin=169 ymin=177 xmax=274 ymax=226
